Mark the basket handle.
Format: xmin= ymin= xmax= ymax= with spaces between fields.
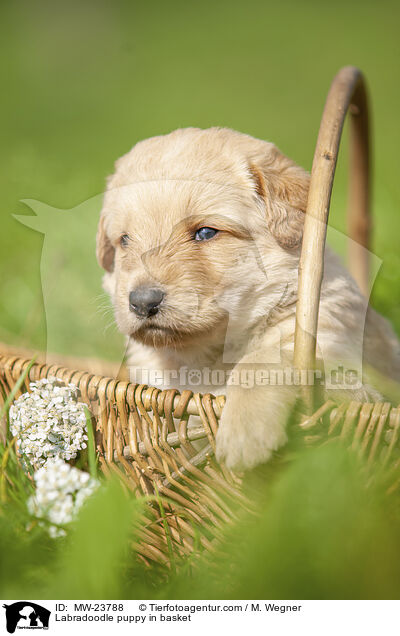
xmin=293 ymin=66 xmax=371 ymax=400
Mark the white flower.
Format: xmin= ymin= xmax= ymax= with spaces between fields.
xmin=27 ymin=457 xmax=99 ymax=537
xmin=10 ymin=377 xmax=89 ymax=469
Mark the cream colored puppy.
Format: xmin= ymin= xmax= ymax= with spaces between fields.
xmin=97 ymin=127 xmax=400 ymax=471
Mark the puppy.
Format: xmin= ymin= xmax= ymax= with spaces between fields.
xmin=97 ymin=127 xmax=400 ymax=471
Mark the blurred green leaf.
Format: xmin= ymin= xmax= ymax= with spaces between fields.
xmin=41 ymin=477 xmax=146 ymax=599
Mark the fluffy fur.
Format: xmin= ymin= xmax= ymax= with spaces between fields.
xmin=97 ymin=127 xmax=400 ymax=470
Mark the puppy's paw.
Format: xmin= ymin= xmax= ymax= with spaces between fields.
xmin=215 ymin=388 xmax=289 ymax=471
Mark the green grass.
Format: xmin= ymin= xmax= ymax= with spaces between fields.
xmin=2 ymin=423 xmax=400 ymax=600
xmin=1 ymin=0 xmax=400 ymax=360
xmin=1 ymin=369 xmax=400 ymax=600
xmin=0 ymin=370 xmax=400 ymax=599
xmin=0 ymin=368 xmax=399 ymax=600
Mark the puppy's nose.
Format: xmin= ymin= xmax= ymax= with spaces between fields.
xmin=129 ymin=287 xmax=164 ymax=318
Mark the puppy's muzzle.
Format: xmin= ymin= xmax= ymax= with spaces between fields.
xmin=129 ymin=287 xmax=165 ymax=318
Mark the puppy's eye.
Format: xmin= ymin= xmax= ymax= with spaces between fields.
xmin=120 ymin=234 xmax=130 ymax=247
xmin=194 ymin=227 xmax=218 ymax=242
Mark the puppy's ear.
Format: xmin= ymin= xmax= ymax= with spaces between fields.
xmin=96 ymin=216 xmax=115 ymax=272
xmin=249 ymin=148 xmax=310 ymax=249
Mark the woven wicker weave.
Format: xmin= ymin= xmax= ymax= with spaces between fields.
xmin=1 ymin=67 xmax=399 ymax=565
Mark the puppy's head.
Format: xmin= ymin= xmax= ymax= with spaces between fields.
xmin=97 ymin=128 xmax=309 ymax=349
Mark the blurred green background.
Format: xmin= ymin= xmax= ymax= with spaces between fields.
xmin=1 ymin=0 xmax=400 ymax=361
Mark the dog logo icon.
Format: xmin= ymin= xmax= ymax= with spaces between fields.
xmin=3 ymin=602 xmax=50 ymax=633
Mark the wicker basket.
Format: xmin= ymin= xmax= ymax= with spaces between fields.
xmin=1 ymin=67 xmax=400 ymax=566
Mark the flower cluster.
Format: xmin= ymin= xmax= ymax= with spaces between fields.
xmin=9 ymin=377 xmax=88 ymax=469
xmin=28 ymin=457 xmax=99 ymax=537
